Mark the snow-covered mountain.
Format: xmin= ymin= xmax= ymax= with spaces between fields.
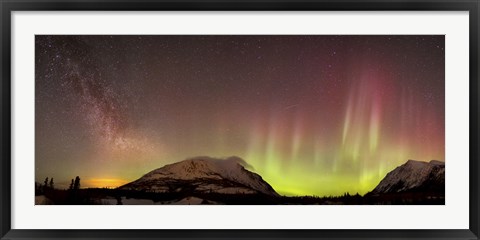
xmin=370 ymin=160 xmax=445 ymax=194
xmin=119 ymin=156 xmax=279 ymax=196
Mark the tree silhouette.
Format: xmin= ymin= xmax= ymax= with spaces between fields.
xmin=49 ymin=178 xmax=54 ymax=189
xmin=66 ymin=176 xmax=82 ymax=204
xmin=43 ymin=177 xmax=49 ymax=192
xmin=73 ymin=176 xmax=80 ymax=190
xmin=69 ymin=179 xmax=74 ymax=190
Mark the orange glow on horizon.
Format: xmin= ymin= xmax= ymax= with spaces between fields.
xmin=82 ymin=178 xmax=129 ymax=188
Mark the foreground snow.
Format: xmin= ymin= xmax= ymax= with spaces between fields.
xmin=35 ymin=195 xmax=53 ymax=205
xmin=99 ymin=196 xmax=218 ymax=205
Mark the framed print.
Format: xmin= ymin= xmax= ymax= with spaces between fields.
xmin=1 ymin=0 xmax=479 ymax=239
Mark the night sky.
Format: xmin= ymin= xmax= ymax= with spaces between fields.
xmin=35 ymin=35 xmax=445 ymax=196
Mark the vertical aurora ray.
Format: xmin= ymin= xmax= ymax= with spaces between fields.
xmin=369 ymin=99 xmax=381 ymax=153
xmin=289 ymin=110 xmax=304 ymax=165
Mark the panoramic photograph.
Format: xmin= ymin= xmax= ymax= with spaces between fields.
xmin=35 ymin=35 xmax=445 ymax=205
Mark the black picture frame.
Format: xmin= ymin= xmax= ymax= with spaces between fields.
xmin=1 ymin=0 xmax=478 ymax=239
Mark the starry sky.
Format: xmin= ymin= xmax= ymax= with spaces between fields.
xmin=35 ymin=35 xmax=445 ymax=196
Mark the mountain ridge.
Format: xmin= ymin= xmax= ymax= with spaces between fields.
xmin=118 ymin=156 xmax=279 ymax=197
xmin=369 ymin=159 xmax=445 ymax=195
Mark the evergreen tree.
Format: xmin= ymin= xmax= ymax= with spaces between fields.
xmin=43 ymin=177 xmax=49 ymax=192
xmin=49 ymin=178 xmax=54 ymax=189
xmin=73 ymin=176 xmax=80 ymax=190
xmin=69 ymin=179 xmax=74 ymax=190
xmin=44 ymin=177 xmax=49 ymax=188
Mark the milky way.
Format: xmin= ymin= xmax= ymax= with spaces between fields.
xmin=35 ymin=35 xmax=444 ymax=195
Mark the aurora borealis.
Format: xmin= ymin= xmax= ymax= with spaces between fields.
xmin=35 ymin=35 xmax=445 ymax=196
